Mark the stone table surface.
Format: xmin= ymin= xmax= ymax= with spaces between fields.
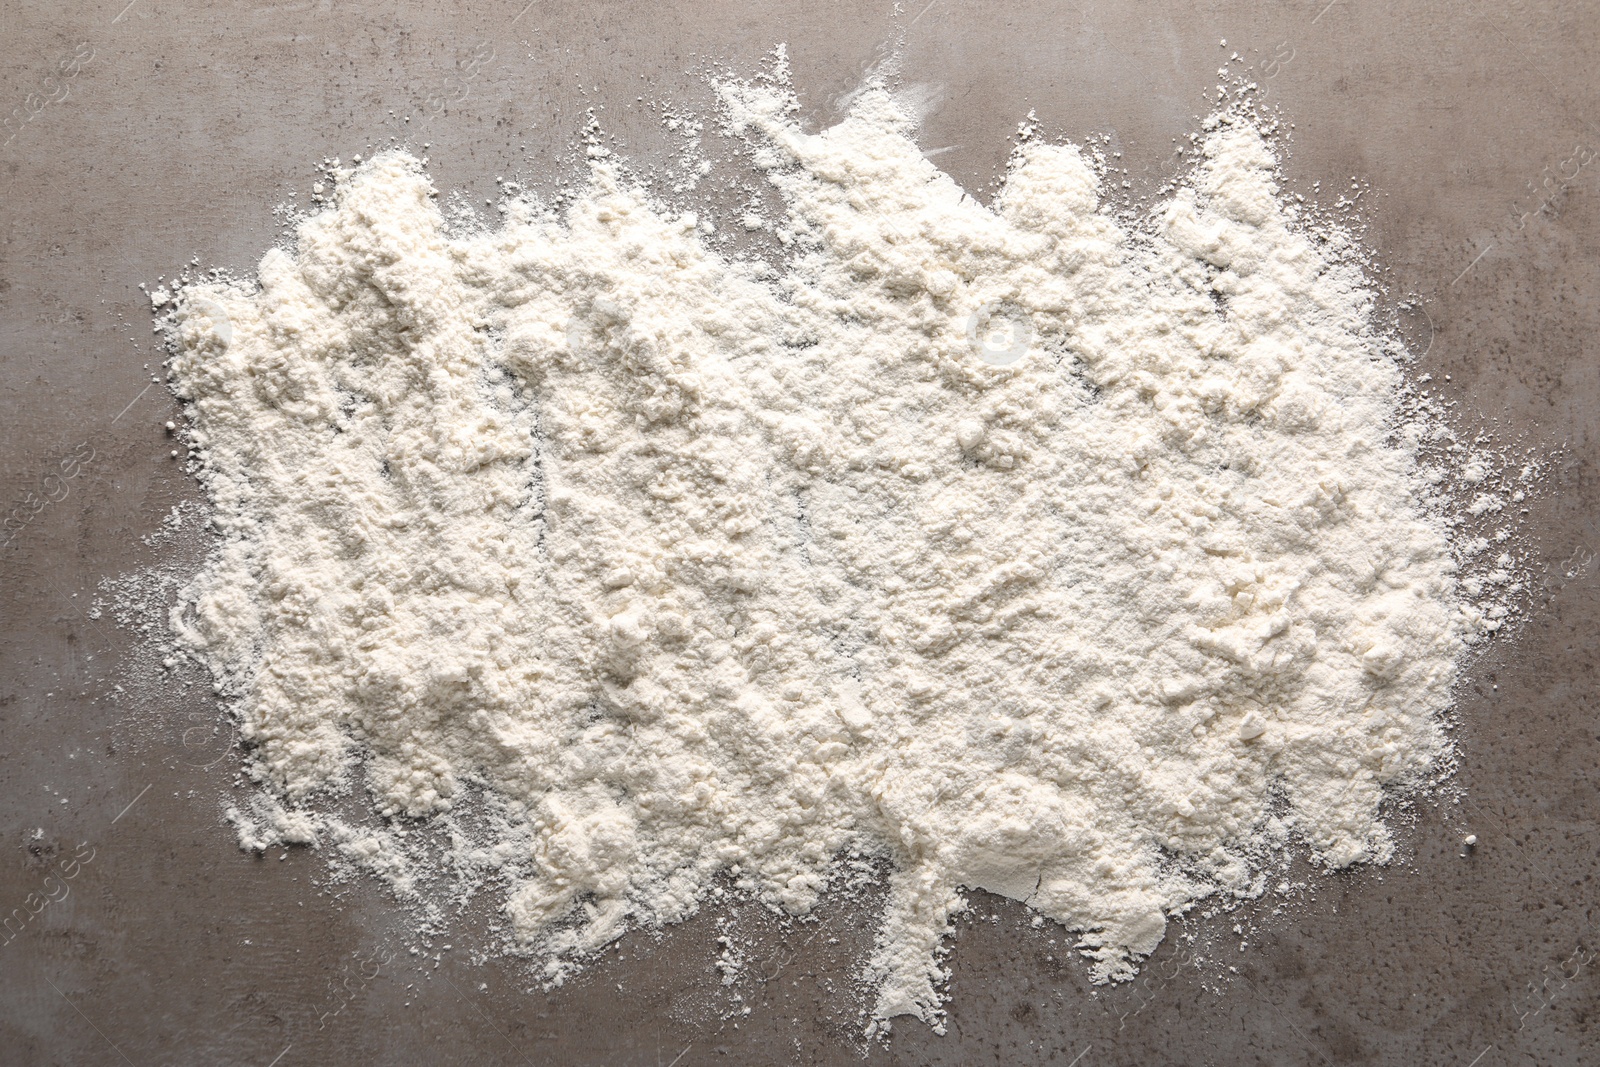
xmin=1 ymin=1 xmax=1597 ymax=1064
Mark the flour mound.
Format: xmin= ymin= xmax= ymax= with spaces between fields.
xmin=165 ymin=69 xmax=1478 ymax=1028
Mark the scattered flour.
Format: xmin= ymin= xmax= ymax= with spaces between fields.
xmin=227 ymin=792 xmax=320 ymax=851
xmin=157 ymin=60 xmax=1508 ymax=1029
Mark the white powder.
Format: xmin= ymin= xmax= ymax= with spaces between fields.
xmin=162 ymin=63 xmax=1501 ymax=1030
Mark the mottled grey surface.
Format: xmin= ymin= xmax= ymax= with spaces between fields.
xmin=1 ymin=1 xmax=1597 ymax=1064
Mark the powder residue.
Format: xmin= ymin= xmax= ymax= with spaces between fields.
xmin=161 ymin=63 xmax=1499 ymax=1029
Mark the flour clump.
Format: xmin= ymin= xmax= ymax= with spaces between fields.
xmin=162 ymin=64 xmax=1488 ymax=1030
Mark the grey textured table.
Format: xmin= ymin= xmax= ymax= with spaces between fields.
xmin=2 ymin=2 xmax=1597 ymax=1064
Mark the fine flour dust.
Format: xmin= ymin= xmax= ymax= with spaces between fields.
xmin=159 ymin=61 xmax=1507 ymax=1029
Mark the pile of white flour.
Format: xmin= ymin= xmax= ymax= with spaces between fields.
xmin=162 ymin=67 xmax=1496 ymax=1028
